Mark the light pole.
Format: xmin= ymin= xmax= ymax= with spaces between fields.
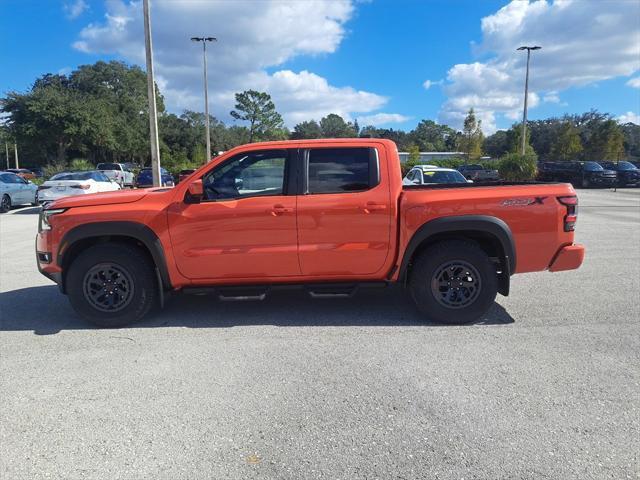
xmin=143 ymin=0 xmax=162 ymax=187
xmin=517 ymin=45 xmax=541 ymax=156
xmin=14 ymin=143 xmax=19 ymax=169
xmin=191 ymin=36 xmax=216 ymax=163
xmin=5 ymin=143 xmax=9 ymax=170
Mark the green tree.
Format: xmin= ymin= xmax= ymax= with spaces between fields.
xmin=506 ymin=124 xmax=536 ymax=156
xmin=408 ymin=144 xmax=420 ymax=163
xmin=585 ymin=119 xmax=625 ymax=160
xmin=319 ymin=114 xmax=357 ymax=138
xmin=621 ymin=122 xmax=640 ymax=159
xmin=550 ymin=121 xmax=583 ymax=161
xmin=291 ymin=120 xmax=322 ymax=139
xmin=458 ymin=108 xmax=483 ymax=161
xmin=408 ymin=120 xmax=455 ymax=152
xmin=230 ymin=90 xmax=284 ymax=142
xmin=483 ymin=130 xmax=509 ymax=158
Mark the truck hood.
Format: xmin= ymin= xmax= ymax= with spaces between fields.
xmin=48 ymin=189 xmax=149 ymax=209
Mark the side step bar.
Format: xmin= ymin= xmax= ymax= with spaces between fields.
xmin=182 ymin=282 xmax=388 ymax=301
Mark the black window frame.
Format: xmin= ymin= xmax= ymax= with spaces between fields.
xmin=198 ymin=148 xmax=295 ymax=203
xmin=302 ymin=146 xmax=380 ymax=195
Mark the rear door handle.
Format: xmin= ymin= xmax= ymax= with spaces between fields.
xmin=363 ymin=202 xmax=387 ymax=213
xmin=272 ymin=204 xmax=293 ymax=215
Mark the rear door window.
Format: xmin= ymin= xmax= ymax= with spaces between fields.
xmin=306 ymin=147 xmax=378 ymax=194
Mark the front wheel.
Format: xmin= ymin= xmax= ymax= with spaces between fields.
xmin=0 ymin=194 xmax=11 ymax=213
xmin=409 ymin=240 xmax=498 ymax=324
xmin=67 ymin=243 xmax=158 ymax=327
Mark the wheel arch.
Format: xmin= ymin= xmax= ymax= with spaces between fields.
xmin=397 ymin=215 xmax=516 ymax=296
xmin=57 ymin=221 xmax=172 ymax=294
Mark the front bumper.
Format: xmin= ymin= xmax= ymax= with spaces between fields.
xmin=590 ymin=176 xmax=617 ymax=186
xmin=36 ymin=231 xmax=64 ymax=292
xmin=549 ymin=244 xmax=585 ymax=272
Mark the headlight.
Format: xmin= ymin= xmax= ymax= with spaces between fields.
xmin=39 ymin=208 xmax=66 ymax=231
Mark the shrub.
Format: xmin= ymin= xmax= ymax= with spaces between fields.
xmin=43 ymin=161 xmax=68 ymax=179
xmin=69 ymin=158 xmax=93 ymax=171
xmin=497 ymin=153 xmax=538 ymax=181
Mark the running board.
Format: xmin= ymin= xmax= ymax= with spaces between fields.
xmin=182 ymin=282 xmax=388 ymax=300
xmin=306 ymin=284 xmax=359 ymax=298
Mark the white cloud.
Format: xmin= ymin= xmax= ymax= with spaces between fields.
xmin=64 ymin=0 xmax=88 ymax=19
xmin=422 ymin=79 xmax=443 ymax=90
xmin=618 ymin=111 xmax=640 ymax=124
xmin=627 ymin=77 xmax=640 ymax=89
xmin=438 ymin=0 xmax=640 ymax=132
xmin=543 ymin=91 xmax=560 ymax=103
xmin=357 ymin=113 xmax=411 ymax=126
xmin=73 ymin=0 xmax=398 ymax=126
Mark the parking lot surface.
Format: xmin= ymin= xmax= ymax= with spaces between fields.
xmin=1 ymin=188 xmax=639 ymax=479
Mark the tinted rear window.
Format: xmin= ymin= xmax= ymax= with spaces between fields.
xmin=307 ymin=147 xmax=378 ymax=194
xmin=97 ymin=163 xmax=121 ymax=170
xmin=50 ymin=171 xmax=96 ymax=181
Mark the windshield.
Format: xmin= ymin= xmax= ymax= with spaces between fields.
xmin=50 ymin=171 xmax=96 ymax=181
xmin=97 ymin=163 xmax=121 ymax=170
xmin=422 ymin=170 xmax=467 ymax=184
xmin=584 ymin=162 xmax=603 ymax=171
xmin=616 ymin=161 xmax=637 ymax=170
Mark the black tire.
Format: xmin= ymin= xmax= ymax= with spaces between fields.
xmin=0 ymin=194 xmax=11 ymax=213
xmin=66 ymin=243 xmax=158 ymax=327
xmin=409 ymin=240 xmax=498 ymax=325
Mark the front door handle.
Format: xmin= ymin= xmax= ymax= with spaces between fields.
xmin=363 ymin=202 xmax=387 ymax=213
xmin=272 ymin=204 xmax=293 ymax=216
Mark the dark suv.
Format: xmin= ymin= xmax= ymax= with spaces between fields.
xmin=537 ymin=161 xmax=617 ymax=188
xmin=598 ymin=161 xmax=640 ymax=187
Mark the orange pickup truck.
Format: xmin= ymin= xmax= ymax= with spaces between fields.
xmin=36 ymin=139 xmax=584 ymax=327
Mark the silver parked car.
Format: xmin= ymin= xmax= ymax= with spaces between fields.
xmin=0 ymin=171 xmax=38 ymax=212
xmin=403 ymin=165 xmax=472 ymax=186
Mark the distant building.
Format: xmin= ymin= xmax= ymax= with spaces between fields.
xmin=398 ymin=151 xmax=467 ymax=163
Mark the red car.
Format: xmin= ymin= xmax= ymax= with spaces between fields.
xmin=6 ymin=168 xmax=36 ymax=181
xmin=178 ymin=169 xmax=196 ymax=183
xmin=36 ymin=139 xmax=584 ymax=327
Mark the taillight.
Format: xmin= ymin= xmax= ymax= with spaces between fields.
xmin=71 ymin=184 xmax=90 ymax=190
xmin=557 ymin=195 xmax=578 ymax=232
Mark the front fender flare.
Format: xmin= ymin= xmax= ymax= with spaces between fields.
xmin=57 ymin=221 xmax=172 ymax=293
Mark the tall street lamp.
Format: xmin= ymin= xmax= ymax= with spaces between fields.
xmin=517 ymin=45 xmax=541 ymax=156
xmin=191 ymin=36 xmax=217 ymax=163
xmin=143 ymin=0 xmax=162 ymax=187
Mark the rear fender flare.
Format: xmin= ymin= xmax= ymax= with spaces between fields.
xmin=397 ymin=215 xmax=516 ymax=293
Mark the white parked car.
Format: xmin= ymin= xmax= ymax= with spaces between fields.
xmin=38 ymin=171 xmax=121 ymax=205
xmin=96 ymin=162 xmax=135 ymax=188
xmin=0 ymin=171 xmax=38 ymax=212
xmin=403 ymin=165 xmax=472 ymax=186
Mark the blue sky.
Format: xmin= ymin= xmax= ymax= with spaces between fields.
xmin=1 ymin=0 xmax=639 ymax=133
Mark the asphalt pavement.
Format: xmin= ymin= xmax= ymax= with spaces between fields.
xmin=0 ymin=188 xmax=638 ymax=479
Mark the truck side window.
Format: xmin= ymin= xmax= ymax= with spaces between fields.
xmin=307 ymin=147 xmax=378 ymax=194
xmin=202 ymin=149 xmax=287 ymax=201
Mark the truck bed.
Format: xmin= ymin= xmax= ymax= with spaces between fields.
xmin=398 ymin=181 xmax=578 ymax=275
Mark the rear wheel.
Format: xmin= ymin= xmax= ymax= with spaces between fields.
xmin=409 ymin=240 xmax=498 ymax=324
xmin=67 ymin=243 xmax=158 ymax=327
xmin=0 ymin=194 xmax=11 ymax=213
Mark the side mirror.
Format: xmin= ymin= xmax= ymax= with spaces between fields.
xmin=187 ymin=179 xmax=204 ymax=202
